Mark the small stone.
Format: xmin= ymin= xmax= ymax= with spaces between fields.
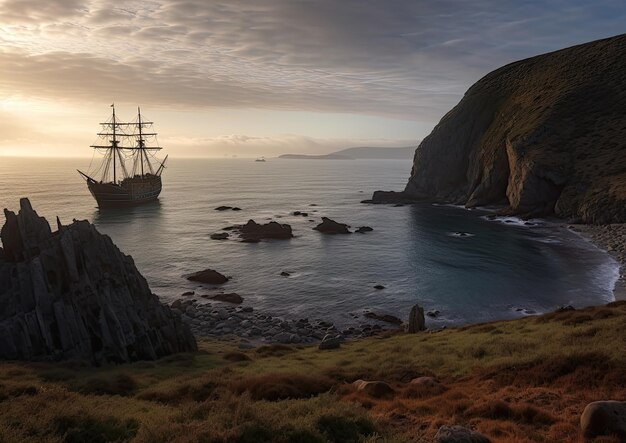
xmin=352 ymin=380 xmax=395 ymax=399
xmin=280 ymin=271 xmax=291 ymax=277
xmin=356 ymin=226 xmax=374 ymax=233
xmin=209 ymin=293 xmax=243 ymax=304
xmin=319 ymin=334 xmax=341 ymax=350
xmin=373 ymin=284 xmax=385 ymax=290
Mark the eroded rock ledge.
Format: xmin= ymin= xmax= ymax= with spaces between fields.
xmin=370 ymin=34 xmax=626 ymax=224
xmin=0 ymin=198 xmax=197 ymax=365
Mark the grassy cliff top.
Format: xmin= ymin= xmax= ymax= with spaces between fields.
xmin=1 ymin=301 xmax=625 ymax=442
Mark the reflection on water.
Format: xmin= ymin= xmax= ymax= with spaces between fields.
xmin=0 ymin=157 xmax=617 ymax=328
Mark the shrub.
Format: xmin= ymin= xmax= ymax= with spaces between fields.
xmin=224 ymin=352 xmax=252 ymax=362
xmin=231 ymin=374 xmax=333 ymax=401
xmin=255 ymin=344 xmax=295 ymax=357
xmin=315 ymin=414 xmax=375 ymax=443
xmin=54 ymin=415 xmax=139 ymax=443
xmin=77 ymin=373 xmax=138 ymax=396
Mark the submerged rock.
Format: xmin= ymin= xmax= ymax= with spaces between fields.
xmin=209 ymin=293 xmax=243 ymax=304
xmin=0 ymin=198 xmax=197 ymax=365
xmin=210 ymin=232 xmax=229 ymax=240
xmin=355 ymin=226 xmax=373 ymax=233
xmin=186 ymin=269 xmax=229 ymax=284
xmin=364 ymin=312 xmax=402 ymax=325
xmin=313 ymin=217 xmax=351 ymax=234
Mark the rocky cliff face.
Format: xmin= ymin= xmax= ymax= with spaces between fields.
xmin=0 ymin=198 xmax=196 ymax=364
xmin=399 ymin=34 xmax=626 ymax=223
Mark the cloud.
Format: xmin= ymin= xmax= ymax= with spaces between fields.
xmin=1 ymin=0 xmax=625 ymax=123
xmin=0 ymin=0 xmax=84 ymax=23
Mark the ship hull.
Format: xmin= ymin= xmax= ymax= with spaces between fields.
xmin=87 ymin=175 xmax=162 ymax=208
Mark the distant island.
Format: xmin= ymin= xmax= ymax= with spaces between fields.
xmin=279 ymin=146 xmax=415 ymax=160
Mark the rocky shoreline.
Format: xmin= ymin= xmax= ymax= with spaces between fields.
xmin=570 ymin=223 xmax=626 ymax=301
xmin=170 ymin=297 xmax=407 ymax=345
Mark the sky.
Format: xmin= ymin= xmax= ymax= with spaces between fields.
xmin=0 ymin=0 xmax=625 ymax=158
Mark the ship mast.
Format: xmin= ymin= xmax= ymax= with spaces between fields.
xmin=88 ymin=105 xmax=165 ymax=183
xmin=112 ymin=104 xmax=117 ymax=184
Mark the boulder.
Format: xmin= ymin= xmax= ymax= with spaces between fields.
xmin=435 ymin=425 xmax=491 ymax=443
xmin=318 ymin=334 xmax=341 ymax=350
xmin=352 ymin=380 xmax=395 ymax=399
xmin=313 ymin=217 xmax=351 ymax=234
xmin=210 ymin=232 xmax=229 ymax=240
xmin=408 ymin=304 xmax=426 ymax=333
xmin=209 ymin=293 xmax=243 ymax=304
xmin=235 ymin=219 xmax=293 ymax=241
xmin=186 ymin=269 xmax=229 ymax=284
xmin=280 ymin=271 xmax=291 ymax=277
xmin=0 ymin=198 xmax=197 ymax=365
xmin=410 ymin=376 xmax=441 ymax=388
xmin=364 ymin=312 xmax=402 ymax=325
xmin=580 ymin=401 xmax=626 ymax=439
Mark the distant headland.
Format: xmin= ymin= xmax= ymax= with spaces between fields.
xmin=279 ymin=146 xmax=415 ymax=160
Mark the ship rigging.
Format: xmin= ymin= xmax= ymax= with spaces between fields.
xmin=78 ymin=105 xmax=168 ymax=207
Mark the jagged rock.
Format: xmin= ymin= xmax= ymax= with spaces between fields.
xmin=435 ymin=425 xmax=491 ymax=443
xmin=280 ymin=271 xmax=291 ymax=277
xmin=580 ymin=401 xmax=626 ymax=439
xmin=364 ymin=312 xmax=402 ymax=325
xmin=232 ymin=220 xmax=293 ymax=242
xmin=387 ymin=34 xmax=626 ymax=223
xmin=313 ymin=217 xmax=351 ymax=234
xmin=209 ymin=293 xmax=243 ymax=304
xmin=408 ymin=304 xmax=426 ymax=333
xmin=352 ymin=380 xmax=395 ymax=399
xmin=0 ymin=198 xmax=197 ymax=365
xmin=186 ymin=269 xmax=229 ymax=284
xmin=210 ymin=232 xmax=229 ymax=240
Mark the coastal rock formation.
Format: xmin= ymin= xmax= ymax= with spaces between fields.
xmin=408 ymin=304 xmax=426 ymax=333
xmin=373 ymin=34 xmax=626 ymax=223
xmin=0 ymin=198 xmax=197 ymax=365
xmin=209 ymin=293 xmax=243 ymax=304
xmin=228 ymin=220 xmax=293 ymax=242
xmin=364 ymin=312 xmax=402 ymax=325
xmin=313 ymin=217 xmax=351 ymax=234
xmin=580 ymin=401 xmax=626 ymax=439
xmin=186 ymin=268 xmax=229 ymax=284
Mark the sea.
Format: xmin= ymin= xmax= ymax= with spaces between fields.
xmin=0 ymin=156 xmax=618 ymax=328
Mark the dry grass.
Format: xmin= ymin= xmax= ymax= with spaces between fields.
xmin=0 ymin=302 xmax=624 ymax=442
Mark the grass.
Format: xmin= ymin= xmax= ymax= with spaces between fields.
xmin=0 ymin=301 xmax=625 ymax=442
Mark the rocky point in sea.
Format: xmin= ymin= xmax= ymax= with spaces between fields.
xmin=0 ymin=198 xmax=197 ymax=365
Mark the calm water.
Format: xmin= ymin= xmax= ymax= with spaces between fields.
xmin=0 ymin=156 xmax=617 ymax=327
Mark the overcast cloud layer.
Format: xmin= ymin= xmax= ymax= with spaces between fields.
xmin=0 ymin=0 xmax=625 ymax=156
xmin=2 ymin=0 xmax=625 ymax=119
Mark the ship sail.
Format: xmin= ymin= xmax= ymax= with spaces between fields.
xmin=78 ymin=105 xmax=168 ymax=207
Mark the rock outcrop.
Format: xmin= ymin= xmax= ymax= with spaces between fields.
xmin=373 ymin=34 xmax=626 ymax=223
xmin=186 ymin=268 xmax=229 ymax=284
xmin=0 ymin=198 xmax=197 ymax=365
xmin=228 ymin=220 xmax=293 ymax=242
xmin=313 ymin=217 xmax=351 ymax=234
xmin=408 ymin=304 xmax=426 ymax=333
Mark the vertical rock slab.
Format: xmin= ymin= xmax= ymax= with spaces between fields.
xmin=0 ymin=198 xmax=196 ymax=365
xmin=408 ymin=304 xmax=426 ymax=333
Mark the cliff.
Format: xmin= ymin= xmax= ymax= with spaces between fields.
xmin=385 ymin=34 xmax=626 ymax=223
xmin=0 ymin=198 xmax=197 ymax=364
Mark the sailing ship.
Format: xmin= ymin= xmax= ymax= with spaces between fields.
xmin=78 ymin=105 xmax=168 ymax=208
